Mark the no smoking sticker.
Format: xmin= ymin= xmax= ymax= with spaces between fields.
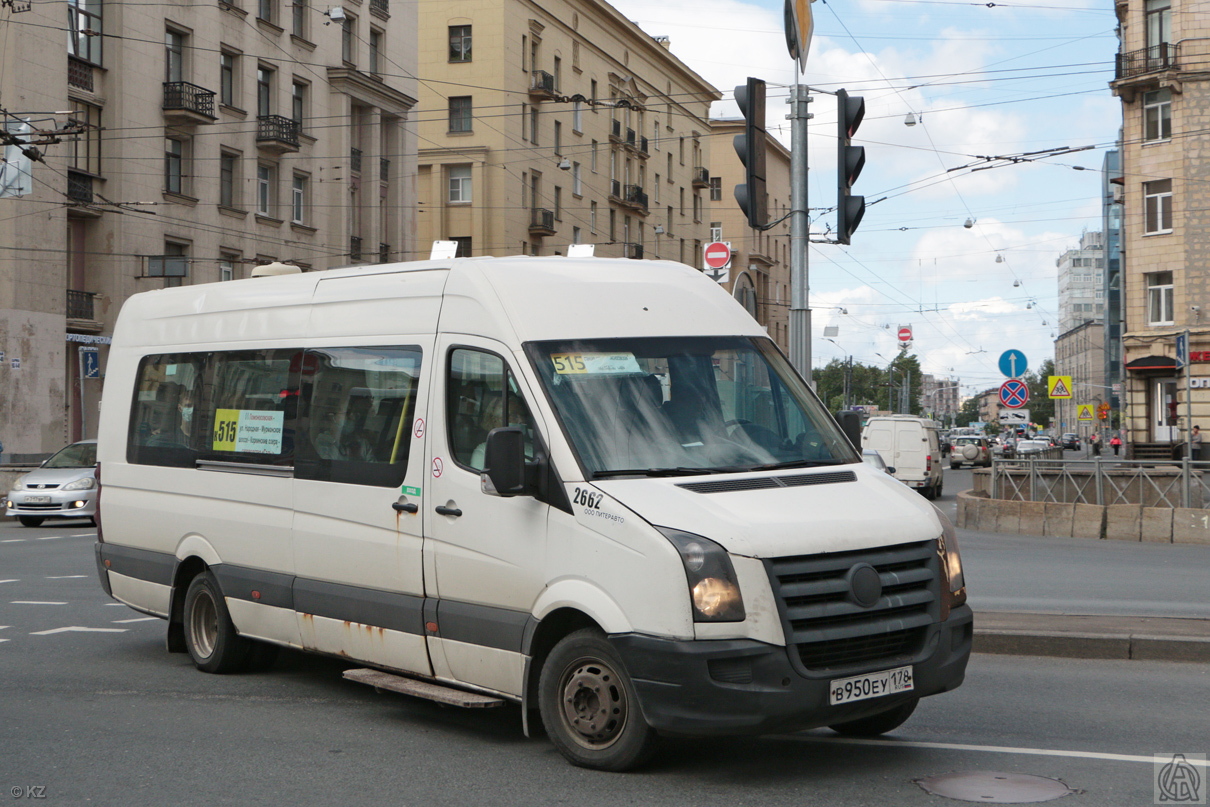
xmin=414 ymin=418 xmax=425 ymax=439
xmin=432 ymin=457 xmax=443 ymax=478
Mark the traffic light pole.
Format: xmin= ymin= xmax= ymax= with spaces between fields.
xmin=789 ymin=84 xmax=812 ymax=385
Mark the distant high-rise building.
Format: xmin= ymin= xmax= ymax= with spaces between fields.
xmin=1056 ymin=231 xmax=1105 ymax=333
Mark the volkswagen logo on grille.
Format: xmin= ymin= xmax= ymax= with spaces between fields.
xmin=846 ymin=563 xmax=883 ymax=608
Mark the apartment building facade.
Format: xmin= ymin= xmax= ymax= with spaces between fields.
xmin=1056 ymin=231 xmax=1105 ymax=333
xmin=0 ymin=0 xmax=418 ymax=454
xmin=1054 ymin=320 xmax=1108 ymax=437
xmin=1111 ymin=0 xmax=1210 ymax=446
xmin=414 ymin=0 xmax=720 ymax=262
xmin=706 ymin=118 xmax=791 ymax=354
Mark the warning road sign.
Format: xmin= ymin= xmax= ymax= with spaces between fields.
xmin=1048 ymin=375 xmax=1073 ymax=399
xmin=1077 ymin=404 xmax=1095 ymax=421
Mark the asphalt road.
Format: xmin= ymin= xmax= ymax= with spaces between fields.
xmin=2 ymin=517 xmax=1207 ymax=805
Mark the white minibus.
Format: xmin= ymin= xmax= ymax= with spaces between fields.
xmin=95 ymin=257 xmax=970 ymax=770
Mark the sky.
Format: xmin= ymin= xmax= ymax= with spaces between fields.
xmin=610 ymin=0 xmax=1121 ymax=402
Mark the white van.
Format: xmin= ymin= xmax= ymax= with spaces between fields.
xmin=861 ymin=416 xmax=945 ymax=500
xmin=94 ymin=257 xmax=970 ymax=771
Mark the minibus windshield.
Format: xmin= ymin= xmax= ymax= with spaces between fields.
xmin=527 ymin=336 xmax=859 ymax=478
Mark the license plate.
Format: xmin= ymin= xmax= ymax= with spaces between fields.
xmin=25 ymin=496 xmax=51 ymax=503
xmin=829 ymin=665 xmax=914 ymax=706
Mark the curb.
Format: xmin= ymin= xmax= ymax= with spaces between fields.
xmin=973 ymin=621 xmax=1210 ymax=663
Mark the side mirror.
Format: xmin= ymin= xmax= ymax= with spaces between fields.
xmin=481 ymin=427 xmax=536 ymax=497
xmin=837 ymin=411 xmax=862 ymax=452
xmin=886 ymin=466 xmax=896 ymax=475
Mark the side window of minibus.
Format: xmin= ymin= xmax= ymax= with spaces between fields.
xmin=295 ymin=346 xmax=423 ymax=487
xmin=204 ymin=349 xmax=299 ymax=467
xmin=129 ymin=353 xmax=208 ymax=467
xmin=448 ymin=348 xmax=535 ymax=472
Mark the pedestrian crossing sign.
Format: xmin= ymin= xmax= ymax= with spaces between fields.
xmin=1048 ymin=375 xmax=1073 ymax=399
xmin=1077 ymin=404 xmax=1095 ymax=421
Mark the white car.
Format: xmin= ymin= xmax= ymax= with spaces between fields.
xmin=5 ymin=440 xmax=98 ymax=527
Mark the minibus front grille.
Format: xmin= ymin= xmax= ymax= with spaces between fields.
xmin=765 ymin=540 xmax=940 ymax=672
xmin=677 ymin=470 xmax=856 ymax=494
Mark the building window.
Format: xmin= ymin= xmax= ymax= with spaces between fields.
xmin=693 ymin=193 xmax=701 ymax=223
xmin=448 ymin=164 xmax=472 ymax=202
xmin=292 ymin=81 xmax=306 ymax=130
xmin=68 ymin=100 xmax=102 ymax=175
xmin=220 ymin=151 xmax=239 ymax=208
xmin=590 ymin=201 xmax=597 ymax=233
xmin=609 ymin=209 xmax=616 ymax=241
xmin=709 ymin=176 xmax=722 ymax=201
xmin=292 ymin=173 xmax=308 ymax=224
xmin=257 ymin=66 xmax=273 ymax=116
xmin=709 ymin=222 xmax=722 ymax=241
xmin=68 ymin=0 xmax=102 ymax=64
xmin=530 ymin=106 xmax=539 ymax=145
xmin=451 ymin=236 xmax=472 ymax=257
xmin=449 ymin=25 xmax=471 ymax=62
xmin=165 ymin=29 xmax=185 ymax=83
xmin=572 ymin=162 xmax=581 ymax=195
xmin=1147 ymin=271 xmax=1174 ymax=325
xmin=554 ymin=186 xmax=562 ymax=220
xmin=165 ymin=137 xmax=186 ymax=194
xmin=368 ymin=29 xmax=382 ymax=75
xmin=591 ymin=80 xmax=598 ymax=109
xmin=653 ymin=174 xmax=660 ymax=203
xmin=591 ymin=140 xmax=598 ymax=172
xmin=342 ymin=15 xmax=356 ymax=65
xmin=573 ymin=100 xmax=582 ymax=133
xmin=220 ymin=256 xmax=236 ymax=282
xmin=521 ymin=35 xmax=527 ymax=71
xmin=220 ymin=51 xmax=237 ymax=107
xmin=573 ymin=226 xmax=581 ymax=244
xmin=1143 ymin=89 xmax=1171 ymax=142
xmin=449 ymin=96 xmax=472 ymax=133
xmin=149 ymin=243 xmax=189 ymax=287
xmin=554 ymin=121 xmax=562 ymax=156
xmin=292 ymin=0 xmax=307 ymax=38
xmin=1146 ymin=0 xmax=1170 ymax=53
xmin=1144 ymin=179 xmax=1173 ymax=234
xmin=678 ymin=137 xmax=685 ymax=165
xmin=258 ymin=0 xmax=275 ymax=24
xmin=553 ymin=56 xmax=561 ymax=91
xmin=257 ymin=163 xmax=276 ymax=215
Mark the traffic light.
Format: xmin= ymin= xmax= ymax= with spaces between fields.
xmin=836 ymin=88 xmax=866 ymax=245
xmin=733 ymin=77 xmax=767 ymax=229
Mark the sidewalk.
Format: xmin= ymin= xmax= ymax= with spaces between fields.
xmin=973 ymin=611 xmax=1210 ymax=663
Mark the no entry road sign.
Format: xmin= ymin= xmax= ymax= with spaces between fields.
xmin=703 ymin=241 xmax=731 ymax=270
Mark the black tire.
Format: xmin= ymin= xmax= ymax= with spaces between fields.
xmin=18 ymin=516 xmax=45 ymax=527
xmin=950 ymin=462 xmax=961 ymax=470
xmin=829 ymin=697 xmax=919 ymax=737
xmin=182 ymin=570 xmax=251 ymax=674
xmin=539 ymin=628 xmax=658 ymax=771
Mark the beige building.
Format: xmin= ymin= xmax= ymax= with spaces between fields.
xmin=414 ymin=0 xmax=719 ymax=262
xmin=921 ymin=374 xmax=961 ymax=425
xmin=1110 ymin=0 xmax=1210 ymax=448
xmin=1054 ymin=320 xmax=1107 ymax=438
xmin=0 ymin=0 xmax=418 ymax=454
xmin=707 ymin=119 xmax=791 ymax=354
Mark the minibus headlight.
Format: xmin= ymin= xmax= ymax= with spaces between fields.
xmin=62 ymin=477 xmax=96 ymax=491
xmin=658 ymin=528 xmax=746 ymax=622
xmin=934 ymin=507 xmax=966 ymax=615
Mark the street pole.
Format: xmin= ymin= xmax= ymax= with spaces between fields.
xmin=1185 ymin=328 xmax=1193 ymax=462
xmin=788 ymin=84 xmax=812 ymax=386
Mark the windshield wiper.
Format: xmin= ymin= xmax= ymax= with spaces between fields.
xmin=744 ymin=459 xmax=853 ymax=472
xmin=592 ymin=467 xmax=718 ymax=479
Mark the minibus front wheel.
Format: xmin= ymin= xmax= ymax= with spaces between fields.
xmin=538 ymin=628 xmax=658 ymax=771
xmin=183 ymin=570 xmax=251 ymax=673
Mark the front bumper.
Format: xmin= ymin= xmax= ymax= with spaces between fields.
xmin=6 ymin=489 xmax=97 ymax=519
xmin=611 ymin=604 xmax=973 ymax=737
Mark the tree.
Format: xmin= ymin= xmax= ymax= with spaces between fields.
xmin=1023 ymin=358 xmax=1055 ymax=428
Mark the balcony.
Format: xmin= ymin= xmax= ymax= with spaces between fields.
xmin=529 ymin=208 xmax=556 ymax=236
xmin=369 ymin=0 xmax=389 ymax=18
xmin=66 ymin=290 xmax=98 ymax=321
xmin=68 ymin=57 xmax=94 ymax=93
xmin=609 ymin=118 xmax=623 ymax=143
xmin=610 ymin=179 xmax=623 ymax=200
xmin=637 ymin=136 xmax=649 ymax=157
xmin=349 ymin=235 xmax=363 ymax=263
xmin=692 ymin=166 xmax=710 ymax=188
xmin=1115 ymin=43 xmax=1177 ymax=80
xmin=624 ymin=243 xmax=644 ymax=260
xmin=256 ymin=115 xmax=301 ymax=153
xmin=163 ymin=81 xmax=217 ymax=125
xmin=529 ymin=70 xmax=557 ymax=99
xmin=623 ymin=184 xmax=648 ymax=213
xmin=625 ymin=128 xmax=636 ymax=149
xmin=66 ymin=170 xmax=94 ymax=205
xmin=351 ymin=147 xmax=363 ymax=173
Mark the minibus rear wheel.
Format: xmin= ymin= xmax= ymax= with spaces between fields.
xmin=538 ymin=628 xmax=658 ymax=771
xmin=183 ymin=570 xmax=251 ymax=674
xmin=828 ymin=697 xmax=918 ymax=736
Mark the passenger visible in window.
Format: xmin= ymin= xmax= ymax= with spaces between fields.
xmin=149 ymin=387 xmax=196 ymax=448
xmin=340 ymin=396 xmax=376 ymax=461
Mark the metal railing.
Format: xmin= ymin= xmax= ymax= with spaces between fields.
xmin=349 ymin=235 xmax=363 ymax=262
xmin=624 ymin=184 xmax=648 ymax=211
xmin=610 ymin=118 xmax=622 ymax=141
xmin=530 ymin=70 xmax=555 ymax=94
xmin=68 ymin=57 xmax=94 ymax=92
xmin=350 ymin=148 xmax=362 ymax=173
xmin=66 ymin=289 xmax=95 ymax=320
xmin=163 ymin=81 xmax=217 ymax=119
xmin=692 ymin=166 xmax=710 ymax=187
xmin=1115 ymin=43 xmax=1177 ymax=79
xmin=257 ymin=115 xmax=301 ymax=147
xmin=66 ymin=170 xmax=94 ymax=204
xmin=989 ymin=457 xmax=1210 ymax=509
xmin=369 ymin=0 xmax=388 ymax=15
xmin=530 ymin=207 xmax=555 ymax=232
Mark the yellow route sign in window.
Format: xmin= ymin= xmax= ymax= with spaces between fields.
xmin=1048 ymin=375 xmax=1073 ymax=399
xmin=1077 ymin=404 xmax=1095 ymax=421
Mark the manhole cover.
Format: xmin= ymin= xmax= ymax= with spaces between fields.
xmin=915 ymin=771 xmax=1077 ymax=803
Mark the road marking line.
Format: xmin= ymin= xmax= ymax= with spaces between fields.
xmin=46 ymin=575 xmax=88 ymax=579
xmin=113 ymin=617 xmax=159 ymax=623
xmin=36 ymin=536 xmax=64 ymax=541
xmin=0 ymin=539 xmax=24 ymax=543
xmin=10 ymin=601 xmax=68 ymax=605
xmin=0 ymin=639 xmax=8 ymax=643
xmin=793 ymin=736 xmax=1210 ymax=767
xmin=0 ymin=625 xmax=10 ymax=629
xmin=31 ymin=626 xmax=127 ymax=635
xmin=64 ymin=534 xmax=95 ymax=538
xmin=104 ymin=603 xmax=126 ymax=607
xmin=0 ymin=579 xmax=19 ymax=584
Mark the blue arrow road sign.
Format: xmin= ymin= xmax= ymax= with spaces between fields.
xmin=999 ymin=350 xmax=1028 ymax=379
xmin=999 ymin=378 xmax=1029 ymax=409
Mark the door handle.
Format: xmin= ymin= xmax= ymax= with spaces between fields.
xmin=392 ymin=501 xmax=418 ymax=514
xmin=435 ymin=505 xmax=463 ymax=517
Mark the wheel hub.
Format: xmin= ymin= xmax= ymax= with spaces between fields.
xmin=561 ymin=662 xmax=625 ymax=746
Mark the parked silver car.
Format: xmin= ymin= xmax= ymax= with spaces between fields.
xmin=5 ymin=440 xmax=98 ymax=527
xmin=1015 ymin=439 xmax=1053 ymax=457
